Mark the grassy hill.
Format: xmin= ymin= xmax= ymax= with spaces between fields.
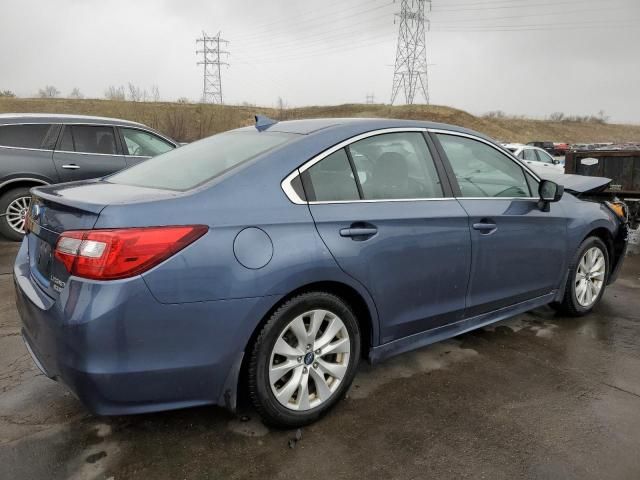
xmin=1 ymin=97 xmax=639 ymax=144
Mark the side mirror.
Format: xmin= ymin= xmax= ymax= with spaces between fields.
xmin=538 ymin=180 xmax=563 ymax=211
xmin=552 ymin=158 xmax=560 ymax=165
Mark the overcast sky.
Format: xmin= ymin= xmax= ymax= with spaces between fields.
xmin=1 ymin=0 xmax=639 ymax=122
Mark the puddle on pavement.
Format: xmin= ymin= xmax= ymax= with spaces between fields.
xmin=349 ymin=340 xmax=478 ymax=400
xmin=482 ymin=313 xmax=559 ymax=338
xmin=227 ymin=416 xmax=269 ymax=437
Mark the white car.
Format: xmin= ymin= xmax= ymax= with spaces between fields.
xmin=503 ymin=144 xmax=565 ymax=175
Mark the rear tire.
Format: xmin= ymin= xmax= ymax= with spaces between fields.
xmin=248 ymin=292 xmax=361 ymax=428
xmin=0 ymin=187 xmax=31 ymax=242
xmin=555 ymin=236 xmax=609 ymax=317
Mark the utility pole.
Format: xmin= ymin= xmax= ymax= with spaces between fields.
xmin=390 ymin=0 xmax=431 ymax=105
xmin=366 ymin=93 xmax=375 ymax=104
xmin=196 ymin=31 xmax=229 ymax=104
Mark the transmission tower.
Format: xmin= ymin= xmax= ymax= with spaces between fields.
xmin=366 ymin=93 xmax=375 ymax=104
xmin=390 ymin=0 xmax=431 ymax=105
xmin=196 ymin=31 xmax=229 ymax=104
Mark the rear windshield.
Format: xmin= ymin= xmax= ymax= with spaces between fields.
xmin=108 ymin=130 xmax=295 ymax=191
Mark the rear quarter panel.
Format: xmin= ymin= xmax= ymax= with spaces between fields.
xmin=0 ymin=148 xmax=59 ymax=185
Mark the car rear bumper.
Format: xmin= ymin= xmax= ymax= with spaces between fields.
xmin=14 ymin=240 xmax=276 ymax=415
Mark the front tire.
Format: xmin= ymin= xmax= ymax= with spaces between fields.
xmin=0 ymin=187 xmax=31 ymax=242
xmin=248 ymin=292 xmax=361 ymax=428
xmin=556 ymin=236 xmax=609 ymax=316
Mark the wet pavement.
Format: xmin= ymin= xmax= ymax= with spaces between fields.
xmin=1 ymin=237 xmax=640 ymax=479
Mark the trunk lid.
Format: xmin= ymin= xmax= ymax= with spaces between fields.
xmin=27 ymin=180 xmax=179 ymax=297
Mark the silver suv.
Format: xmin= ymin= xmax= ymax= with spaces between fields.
xmin=0 ymin=113 xmax=177 ymax=240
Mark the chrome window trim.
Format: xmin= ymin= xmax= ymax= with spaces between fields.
xmin=281 ymin=169 xmax=305 ymax=204
xmin=0 ymin=144 xmax=53 ymax=153
xmin=281 ymin=127 xmax=543 ymax=205
xmin=281 ymin=127 xmax=432 ymax=205
xmin=309 ymin=197 xmax=457 ymax=205
xmin=52 ymin=150 xmax=122 ymax=157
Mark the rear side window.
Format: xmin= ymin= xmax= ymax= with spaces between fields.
xmin=303 ymin=149 xmax=360 ymax=202
xmin=348 ymin=132 xmax=443 ymax=200
xmin=109 ymin=130 xmax=295 ymax=191
xmin=120 ymin=128 xmax=174 ymax=157
xmin=62 ymin=125 xmax=117 ymax=155
xmin=301 ymin=132 xmax=443 ymax=202
xmin=523 ymin=149 xmax=537 ymax=161
xmin=0 ymin=124 xmax=52 ymax=149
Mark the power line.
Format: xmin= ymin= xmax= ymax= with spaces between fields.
xmin=196 ymin=31 xmax=229 ymax=104
xmin=431 ymin=0 xmax=628 ymax=13
xmin=235 ymin=2 xmax=395 ymax=48
xmin=234 ymin=0 xmax=388 ymax=40
xmin=391 ymin=0 xmax=431 ymax=105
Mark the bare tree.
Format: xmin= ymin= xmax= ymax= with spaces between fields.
xmin=38 ymin=85 xmax=60 ymax=98
xmin=128 ymin=83 xmax=143 ymax=102
xmin=151 ymin=85 xmax=160 ymax=102
xmin=0 ymin=90 xmax=16 ymax=98
xmin=177 ymin=97 xmax=189 ymax=104
xmin=596 ymin=109 xmax=609 ymax=124
xmin=105 ymin=85 xmax=125 ymax=101
xmin=276 ymin=97 xmax=288 ymax=120
xmin=549 ymin=112 xmax=565 ymax=121
xmin=68 ymin=87 xmax=84 ymax=99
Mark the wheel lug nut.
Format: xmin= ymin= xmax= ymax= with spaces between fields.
xmin=303 ymin=367 xmax=308 ymax=373
xmin=297 ymin=356 xmax=302 ymax=362
xmin=315 ymin=349 xmax=321 ymax=354
xmin=313 ymin=362 xmax=318 ymax=368
xmin=306 ymin=344 xmax=311 ymax=350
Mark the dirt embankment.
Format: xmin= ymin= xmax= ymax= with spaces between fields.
xmin=1 ymin=98 xmax=639 ymax=144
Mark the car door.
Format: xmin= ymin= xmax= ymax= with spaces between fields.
xmin=432 ymin=131 xmax=568 ymax=317
xmin=52 ymin=124 xmax=126 ymax=181
xmin=118 ymin=126 xmax=176 ymax=167
xmin=303 ymin=129 xmax=471 ymax=343
xmin=535 ymin=148 xmax=564 ymax=172
xmin=521 ymin=147 xmax=544 ymax=170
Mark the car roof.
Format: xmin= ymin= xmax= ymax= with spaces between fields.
xmin=0 ymin=113 xmax=146 ymax=128
xmin=237 ymin=117 xmax=492 ymax=139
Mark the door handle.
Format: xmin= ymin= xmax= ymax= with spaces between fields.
xmin=472 ymin=220 xmax=497 ymax=234
xmin=339 ymin=227 xmax=378 ymax=238
xmin=61 ymin=164 xmax=80 ymax=169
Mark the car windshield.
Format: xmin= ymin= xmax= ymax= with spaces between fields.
xmin=108 ymin=130 xmax=295 ymax=191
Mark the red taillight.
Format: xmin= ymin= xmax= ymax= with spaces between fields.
xmin=54 ymin=225 xmax=208 ymax=280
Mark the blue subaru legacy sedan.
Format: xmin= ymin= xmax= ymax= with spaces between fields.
xmin=15 ymin=117 xmax=629 ymax=427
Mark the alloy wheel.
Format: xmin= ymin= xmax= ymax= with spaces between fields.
xmin=269 ymin=309 xmax=351 ymax=411
xmin=5 ymin=196 xmax=30 ymax=234
xmin=575 ymin=246 xmax=606 ymax=307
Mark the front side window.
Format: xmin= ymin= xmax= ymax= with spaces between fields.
xmin=120 ymin=128 xmax=174 ymax=157
xmin=536 ymin=149 xmax=554 ymax=164
xmin=0 ymin=124 xmax=52 ymax=149
xmin=436 ymin=134 xmax=530 ymax=198
xmin=109 ymin=130 xmax=294 ymax=191
xmin=60 ymin=125 xmax=117 ymax=155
